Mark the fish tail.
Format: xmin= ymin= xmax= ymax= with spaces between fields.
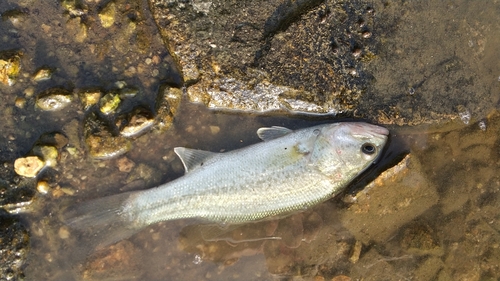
xmin=62 ymin=191 xmax=144 ymax=249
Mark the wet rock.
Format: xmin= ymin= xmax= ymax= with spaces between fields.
xmin=340 ymin=154 xmax=439 ymax=244
xmin=149 ymin=0 xmax=500 ymax=124
xmin=0 ymin=50 xmax=21 ymax=86
xmin=14 ymin=156 xmax=44 ymax=178
xmin=150 ymin=0 xmax=374 ymax=114
xmin=116 ymin=107 xmax=154 ymax=137
xmin=35 ymin=88 xmax=74 ymax=111
xmin=0 ymin=210 xmax=29 ymax=281
xmin=32 ymin=67 xmax=53 ymax=82
xmin=99 ymin=92 xmax=121 ymax=115
xmin=154 ymin=85 xmax=182 ymax=132
xmin=84 ymin=113 xmax=131 ymax=159
xmin=83 ymin=241 xmax=140 ymax=280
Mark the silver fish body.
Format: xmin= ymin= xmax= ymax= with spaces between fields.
xmin=65 ymin=122 xmax=389 ymax=247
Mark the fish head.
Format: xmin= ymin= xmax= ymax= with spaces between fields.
xmin=312 ymin=122 xmax=389 ymax=180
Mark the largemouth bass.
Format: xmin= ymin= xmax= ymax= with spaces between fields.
xmin=64 ymin=122 xmax=389 ymax=247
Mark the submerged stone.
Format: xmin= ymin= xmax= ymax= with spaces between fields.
xmin=117 ymin=107 xmax=154 ymax=137
xmin=36 ymin=88 xmax=74 ymax=111
xmin=79 ymin=89 xmax=102 ymax=110
xmin=400 ymin=222 xmax=443 ymax=256
xmin=84 ymin=113 xmax=131 ymax=159
xmin=0 ymin=51 xmax=22 ymax=86
xmin=32 ymin=67 xmax=53 ymax=82
xmin=340 ymin=154 xmax=439 ymax=244
xmin=36 ymin=180 xmax=50 ymax=195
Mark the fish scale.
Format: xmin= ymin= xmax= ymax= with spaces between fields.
xmin=64 ymin=122 xmax=389 ymax=248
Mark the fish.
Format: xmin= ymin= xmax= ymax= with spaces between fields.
xmin=63 ymin=122 xmax=389 ymax=248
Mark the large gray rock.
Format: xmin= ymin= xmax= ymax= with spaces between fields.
xmin=150 ymin=0 xmax=500 ymax=126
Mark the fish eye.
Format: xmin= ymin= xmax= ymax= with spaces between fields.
xmin=361 ymin=143 xmax=376 ymax=155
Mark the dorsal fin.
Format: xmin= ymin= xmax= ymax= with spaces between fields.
xmin=257 ymin=126 xmax=293 ymax=141
xmin=174 ymin=147 xmax=216 ymax=173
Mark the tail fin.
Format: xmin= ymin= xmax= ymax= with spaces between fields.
xmin=62 ymin=191 xmax=144 ymax=249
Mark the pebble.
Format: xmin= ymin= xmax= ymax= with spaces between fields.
xmin=58 ymin=226 xmax=70 ymax=239
xmin=36 ymin=181 xmax=50 ymax=194
xmin=60 ymin=187 xmax=75 ymax=196
xmin=14 ymin=156 xmax=44 ymax=177
xmin=14 ymin=97 xmax=26 ymax=108
xmin=79 ymin=90 xmax=102 ymax=110
xmin=117 ymin=157 xmax=135 ymax=173
xmin=349 ymin=240 xmax=362 ymax=263
xmin=36 ymin=88 xmax=73 ymax=111
xmin=32 ymin=67 xmax=52 ymax=82
xmin=209 ymin=125 xmax=220 ymax=135
xmin=24 ymin=87 xmax=35 ymax=97
xmin=457 ymin=105 xmax=471 ymax=125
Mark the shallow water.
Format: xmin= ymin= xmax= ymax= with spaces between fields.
xmin=16 ymin=105 xmax=500 ymax=281
xmin=1 ymin=0 xmax=500 ymax=280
